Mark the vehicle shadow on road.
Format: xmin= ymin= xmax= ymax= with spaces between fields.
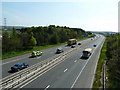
xmin=8 ymin=70 xmax=16 ymax=73
xmin=29 ymin=56 xmax=34 ymax=58
xmin=80 ymin=57 xmax=88 ymax=60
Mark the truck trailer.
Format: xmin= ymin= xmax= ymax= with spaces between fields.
xmin=67 ymin=39 xmax=77 ymax=46
xmin=82 ymin=48 xmax=92 ymax=59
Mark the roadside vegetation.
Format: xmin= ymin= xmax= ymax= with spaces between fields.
xmin=2 ymin=43 xmax=65 ymax=59
xmin=106 ymin=33 xmax=120 ymax=88
xmin=2 ymin=25 xmax=94 ymax=59
xmin=93 ymin=39 xmax=107 ymax=88
xmin=93 ymin=33 xmax=120 ymax=88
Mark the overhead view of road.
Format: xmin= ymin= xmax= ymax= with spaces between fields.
xmin=1 ymin=37 xmax=94 ymax=78
xmin=1 ymin=1 xmax=119 ymax=89
xmin=1 ymin=34 xmax=105 ymax=89
xmin=21 ymin=35 xmax=105 ymax=88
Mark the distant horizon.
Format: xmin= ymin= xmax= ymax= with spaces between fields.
xmin=1 ymin=25 xmax=118 ymax=33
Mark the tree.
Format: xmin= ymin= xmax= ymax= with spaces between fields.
xmin=106 ymin=33 xmax=120 ymax=88
xmin=20 ymin=32 xmax=30 ymax=49
xmin=2 ymin=31 xmax=10 ymax=53
xmin=29 ymin=36 xmax=37 ymax=46
xmin=11 ymin=27 xmax=17 ymax=37
xmin=2 ymin=25 xmax=86 ymax=54
xmin=50 ymin=32 xmax=59 ymax=44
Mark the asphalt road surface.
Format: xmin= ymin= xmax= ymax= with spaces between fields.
xmin=14 ymin=35 xmax=105 ymax=88
xmin=1 ymin=37 xmax=94 ymax=78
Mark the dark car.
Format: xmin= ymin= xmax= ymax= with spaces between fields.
xmin=93 ymin=44 xmax=97 ymax=47
xmin=71 ymin=45 xmax=76 ymax=48
xmin=56 ymin=48 xmax=64 ymax=54
xmin=11 ymin=63 xmax=29 ymax=72
xmin=82 ymin=51 xmax=91 ymax=59
xmin=78 ymin=43 xmax=81 ymax=45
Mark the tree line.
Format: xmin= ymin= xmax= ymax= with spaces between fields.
xmin=2 ymin=25 xmax=88 ymax=54
xmin=106 ymin=33 xmax=120 ymax=88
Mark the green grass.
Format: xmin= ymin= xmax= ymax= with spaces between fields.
xmin=2 ymin=36 xmax=93 ymax=60
xmin=0 ymin=30 xmax=2 ymax=34
xmin=2 ymin=43 xmax=66 ymax=60
xmin=93 ymin=40 xmax=107 ymax=88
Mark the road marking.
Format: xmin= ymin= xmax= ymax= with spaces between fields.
xmin=71 ymin=59 xmax=90 ymax=88
xmin=64 ymin=68 xmax=68 ymax=72
xmin=71 ymin=43 xmax=98 ymax=88
xmin=19 ymin=52 xmax=71 ymax=88
xmin=70 ymin=36 xmax=105 ymax=89
xmin=74 ymin=60 xmax=77 ymax=62
xmin=44 ymin=85 xmax=50 ymax=90
xmin=90 ymin=37 xmax=105 ymax=88
xmin=2 ymin=37 xmax=101 ymax=87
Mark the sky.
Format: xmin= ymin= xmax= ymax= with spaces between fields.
xmin=1 ymin=0 xmax=119 ymax=32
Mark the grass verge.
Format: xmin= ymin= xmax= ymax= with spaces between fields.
xmin=2 ymin=36 xmax=93 ymax=60
xmin=2 ymin=43 xmax=66 ymax=60
xmin=92 ymin=40 xmax=107 ymax=88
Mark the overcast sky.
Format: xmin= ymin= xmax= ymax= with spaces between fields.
xmin=1 ymin=0 xmax=119 ymax=32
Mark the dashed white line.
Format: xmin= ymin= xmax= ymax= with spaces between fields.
xmin=44 ymin=85 xmax=50 ymax=90
xmin=64 ymin=68 xmax=68 ymax=72
xmin=71 ymin=45 xmax=97 ymax=88
xmin=70 ymin=36 xmax=105 ymax=88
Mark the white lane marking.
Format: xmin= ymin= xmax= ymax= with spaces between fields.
xmin=71 ymin=59 xmax=90 ymax=88
xmin=64 ymin=68 xmax=68 ymax=72
xmin=19 ymin=53 xmax=70 ymax=88
xmin=71 ymin=40 xmax=101 ymax=88
xmin=90 ymin=37 xmax=105 ymax=88
xmin=71 ymin=36 xmax=104 ymax=88
xmin=44 ymin=85 xmax=50 ymax=90
xmin=19 ymin=37 xmax=101 ymax=88
xmin=74 ymin=60 xmax=77 ymax=62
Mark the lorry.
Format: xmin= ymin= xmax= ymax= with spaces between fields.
xmin=81 ymin=48 xmax=92 ymax=59
xmin=67 ymin=39 xmax=77 ymax=46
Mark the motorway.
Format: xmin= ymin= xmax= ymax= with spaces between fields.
xmin=1 ymin=34 xmax=105 ymax=88
xmin=1 ymin=37 xmax=93 ymax=78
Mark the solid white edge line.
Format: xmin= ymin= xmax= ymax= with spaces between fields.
xmin=90 ymin=36 xmax=105 ymax=88
xmin=19 ymin=52 xmax=71 ymax=88
xmin=71 ymin=36 xmax=104 ymax=89
xmin=70 ymin=55 xmax=91 ymax=88
xmin=2 ymin=37 xmax=97 ymax=87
